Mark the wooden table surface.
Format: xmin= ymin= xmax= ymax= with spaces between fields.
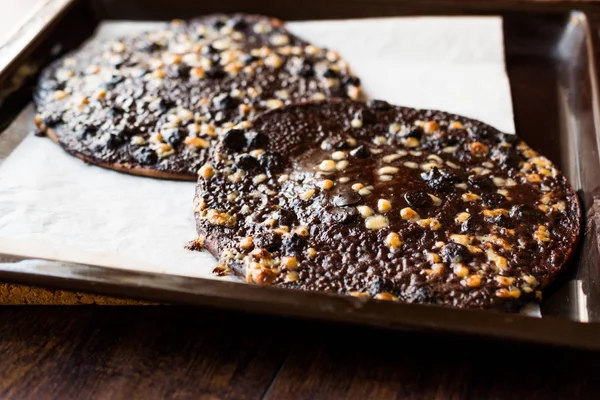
xmin=0 ymin=288 xmax=596 ymax=398
xmin=0 ymin=305 xmax=599 ymax=400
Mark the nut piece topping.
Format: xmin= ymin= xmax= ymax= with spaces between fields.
xmin=239 ymin=237 xmax=253 ymax=250
xmin=416 ymin=218 xmax=441 ymax=231
xmin=306 ymin=248 xmax=317 ymax=258
xmin=205 ymin=210 xmax=236 ymax=227
xmin=423 ymin=121 xmax=439 ymax=133
xmin=470 ymin=141 xmax=490 ymax=157
xmin=357 ymin=205 xmax=374 ymax=217
xmin=400 ymin=207 xmax=420 ymax=221
xmin=365 ymin=215 xmax=389 ymax=230
xmin=496 ymin=287 xmax=521 ymax=298
xmin=385 ymin=232 xmax=403 ymax=249
xmin=253 ymin=174 xmax=267 ymax=184
xmin=300 ymin=189 xmax=317 ymax=200
xmin=281 ymin=256 xmax=298 ymax=270
xmin=198 ymin=163 xmax=215 ymax=179
xmin=320 ymin=179 xmax=334 ymax=190
xmin=374 ymin=292 xmax=398 ymax=301
xmin=455 ymin=212 xmax=471 ymax=223
xmin=378 ymin=166 xmax=399 ymax=175
xmin=461 ymin=193 xmax=481 ymax=202
xmin=453 ymin=264 xmax=470 ymax=278
xmin=336 ymin=160 xmax=349 ymax=171
xmin=464 ymin=275 xmax=481 ymax=287
xmin=496 ymin=276 xmax=516 ymax=286
xmin=319 ymin=160 xmax=336 ymax=172
xmin=332 ymin=151 xmax=347 ymax=160
xmin=449 ymin=121 xmax=465 ymax=129
xmin=534 ymin=225 xmax=551 ymax=244
xmin=377 ymin=199 xmax=392 ymax=213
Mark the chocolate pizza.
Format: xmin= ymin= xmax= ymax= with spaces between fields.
xmin=194 ymin=99 xmax=580 ymax=310
xmin=34 ymin=14 xmax=361 ymax=179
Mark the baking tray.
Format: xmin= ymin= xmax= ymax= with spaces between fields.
xmin=1 ymin=0 xmax=600 ymax=350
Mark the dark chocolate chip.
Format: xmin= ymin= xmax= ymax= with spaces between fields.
xmin=333 ymin=191 xmax=363 ymax=207
xmin=222 ymin=129 xmax=246 ymax=152
xmin=213 ymin=19 xmax=226 ymax=30
xmin=76 ymin=124 xmax=97 ymax=140
xmin=202 ymin=44 xmax=218 ymax=55
xmin=401 ymin=127 xmax=423 ymax=140
xmin=213 ymin=93 xmax=237 ymax=110
xmin=278 ymin=209 xmax=297 ymax=226
xmin=487 ymin=213 xmax=514 ymax=228
xmin=440 ymin=243 xmax=472 ymax=264
xmin=104 ymin=134 xmax=123 ymax=150
xmin=350 ymin=145 xmax=370 ymax=158
xmin=110 ymin=57 xmax=126 ymax=68
xmin=343 ymin=76 xmax=361 ymax=87
xmin=247 ymin=132 xmax=269 ymax=149
xmin=137 ymin=41 xmax=165 ymax=53
xmin=235 ymin=154 xmax=260 ymax=170
xmin=149 ymin=98 xmax=172 ymax=112
xmin=404 ymin=191 xmax=433 ymax=208
xmin=323 ymin=207 xmax=358 ymax=224
xmin=241 ymin=54 xmax=259 ymax=64
xmin=173 ymin=64 xmax=191 ymax=78
xmin=45 ymin=79 xmax=66 ymax=91
xmin=321 ymin=137 xmax=349 ymax=151
xmin=106 ymin=106 xmax=122 ymax=118
xmin=294 ymin=59 xmax=314 ymax=78
xmin=206 ymin=68 xmax=226 ymax=79
xmin=165 ymin=129 xmax=184 ymax=146
xmin=510 ymin=204 xmax=543 ymax=222
xmin=355 ymin=109 xmax=376 ymax=125
xmin=323 ymin=68 xmax=338 ymax=78
xmin=468 ymin=175 xmax=494 ymax=190
xmin=229 ymin=17 xmax=247 ymax=30
xmin=104 ymin=75 xmax=125 ymax=90
xmin=423 ymin=167 xmax=456 ymax=192
xmin=134 ymin=147 xmax=158 ymax=165
xmin=368 ymin=99 xmax=392 ymax=111
xmin=254 ymin=231 xmax=282 ymax=251
xmin=282 ymin=233 xmax=306 ymax=252
xmin=446 ymin=136 xmax=459 ymax=146
xmin=461 ymin=217 xmax=482 ymax=234
xmin=481 ymin=192 xmax=506 ymax=207
xmin=259 ymin=152 xmax=284 ymax=174
xmin=493 ymin=147 xmax=522 ymax=169
xmin=467 ymin=126 xmax=491 ymax=140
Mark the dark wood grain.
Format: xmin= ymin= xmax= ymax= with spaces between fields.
xmin=0 ymin=306 xmax=599 ymax=400
xmin=0 ymin=307 xmax=291 ymax=400
xmin=264 ymin=325 xmax=600 ymax=399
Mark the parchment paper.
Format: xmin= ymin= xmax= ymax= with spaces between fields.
xmin=0 ymin=17 xmax=516 ymax=282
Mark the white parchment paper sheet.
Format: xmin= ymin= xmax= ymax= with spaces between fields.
xmin=0 ymin=17 xmax=515 ymax=281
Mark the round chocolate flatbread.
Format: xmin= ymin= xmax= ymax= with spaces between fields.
xmin=194 ymin=99 xmax=580 ymax=311
xmin=34 ymin=14 xmax=362 ymax=180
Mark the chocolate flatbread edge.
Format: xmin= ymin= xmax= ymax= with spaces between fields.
xmin=45 ymin=128 xmax=197 ymax=180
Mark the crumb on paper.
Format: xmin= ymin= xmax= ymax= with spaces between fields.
xmin=185 ymin=237 xmax=205 ymax=252
xmin=212 ymin=265 xmax=230 ymax=277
